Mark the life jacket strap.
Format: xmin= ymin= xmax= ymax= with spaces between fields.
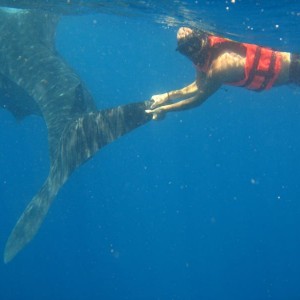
xmin=239 ymin=46 xmax=278 ymax=91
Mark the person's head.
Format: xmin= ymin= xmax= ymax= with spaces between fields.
xmin=176 ymin=27 xmax=208 ymax=67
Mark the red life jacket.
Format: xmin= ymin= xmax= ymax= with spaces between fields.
xmin=197 ymin=35 xmax=282 ymax=91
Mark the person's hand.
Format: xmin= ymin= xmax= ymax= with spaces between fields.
xmin=150 ymin=93 xmax=170 ymax=109
xmin=145 ymin=106 xmax=166 ymax=121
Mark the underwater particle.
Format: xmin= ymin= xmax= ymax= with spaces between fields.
xmin=180 ymin=184 xmax=187 ymax=190
xmin=109 ymin=244 xmax=120 ymax=259
xmin=250 ymin=178 xmax=259 ymax=185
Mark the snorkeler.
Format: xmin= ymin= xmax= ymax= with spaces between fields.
xmin=146 ymin=27 xmax=299 ymax=119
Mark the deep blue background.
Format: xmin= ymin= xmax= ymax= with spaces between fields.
xmin=1 ymin=3 xmax=300 ymax=300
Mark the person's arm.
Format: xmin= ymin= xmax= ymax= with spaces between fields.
xmin=146 ymin=74 xmax=221 ymax=120
xmin=150 ymin=81 xmax=199 ymax=109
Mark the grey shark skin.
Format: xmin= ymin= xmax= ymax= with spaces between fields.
xmin=0 ymin=9 xmax=151 ymax=263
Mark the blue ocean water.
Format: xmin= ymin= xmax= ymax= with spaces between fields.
xmin=1 ymin=1 xmax=300 ymax=299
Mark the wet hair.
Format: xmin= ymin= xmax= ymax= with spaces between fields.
xmin=176 ymin=29 xmax=209 ymax=67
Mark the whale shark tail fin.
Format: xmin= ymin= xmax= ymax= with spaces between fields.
xmin=4 ymin=101 xmax=152 ymax=263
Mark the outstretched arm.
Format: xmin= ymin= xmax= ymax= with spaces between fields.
xmin=146 ymin=74 xmax=221 ymax=120
xmin=150 ymin=81 xmax=199 ymax=109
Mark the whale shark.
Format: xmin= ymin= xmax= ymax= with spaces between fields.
xmin=0 ymin=9 xmax=152 ymax=263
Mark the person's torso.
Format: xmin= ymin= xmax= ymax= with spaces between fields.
xmin=198 ymin=35 xmax=289 ymax=91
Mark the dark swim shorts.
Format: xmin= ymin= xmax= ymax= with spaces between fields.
xmin=289 ymin=54 xmax=300 ymax=85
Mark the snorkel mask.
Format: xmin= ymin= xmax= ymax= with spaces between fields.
xmin=176 ymin=29 xmax=208 ymax=66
